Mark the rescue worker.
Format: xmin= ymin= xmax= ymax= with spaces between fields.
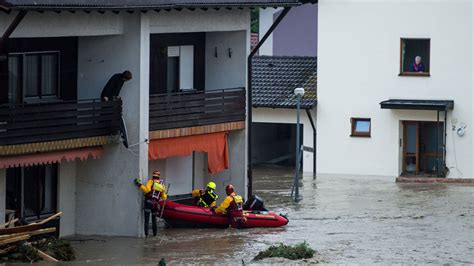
xmin=192 ymin=182 xmax=219 ymax=208
xmin=134 ymin=170 xmax=167 ymax=237
xmin=214 ymin=184 xmax=246 ymax=228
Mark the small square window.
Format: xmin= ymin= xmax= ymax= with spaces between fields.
xmin=399 ymin=38 xmax=430 ymax=76
xmin=351 ymin=118 xmax=371 ymax=137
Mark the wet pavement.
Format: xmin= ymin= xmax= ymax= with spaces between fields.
xmin=70 ymin=166 xmax=474 ymax=264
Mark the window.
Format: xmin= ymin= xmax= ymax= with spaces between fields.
xmin=8 ymin=52 xmax=60 ymax=103
xmin=6 ymin=164 xmax=58 ymax=220
xmin=400 ymin=38 xmax=430 ymax=76
xmin=351 ymin=118 xmax=371 ymax=137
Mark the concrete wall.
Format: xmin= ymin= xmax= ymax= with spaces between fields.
xmin=0 ymin=12 xmax=124 ymax=37
xmin=258 ymin=8 xmax=281 ymax=56
xmin=0 ymin=169 xmax=5 ymax=225
xmin=209 ymin=130 xmax=247 ymax=201
xmin=205 ymin=31 xmax=247 ymax=90
xmin=252 ymin=108 xmax=316 ymax=174
xmin=75 ymin=14 xmax=146 ymax=236
xmin=317 ymin=0 xmax=473 ymax=178
xmin=258 ymin=4 xmax=318 ymax=56
xmin=58 ymin=162 xmax=76 ymax=237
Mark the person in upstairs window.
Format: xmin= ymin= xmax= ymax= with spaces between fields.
xmin=101 ymin=70 xmax=132 ymax=101
xmin=410 ymin=56 xmax=425 ymax=73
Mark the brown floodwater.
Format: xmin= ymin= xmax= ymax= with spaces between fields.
xmin=69 ymin=166 xmax=474 ymax=264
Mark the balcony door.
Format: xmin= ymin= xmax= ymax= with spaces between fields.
xmin=150 ymin=33 xmax=205 ymax=95
xmin=6 ymin=164 xmax=58 ymax=221
xmin=8 ymin=52 xmax=60 ymax=104
xmin=0 ymin=37 xmax=78 ymax=104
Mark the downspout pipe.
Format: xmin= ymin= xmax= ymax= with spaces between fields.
xmin=305 ymin=108 xmax=316 ymax=179
xmin=0 ymin=10 xmax=27 ymax=60
xmin=247 ymin=7 xmax=291 ymax=198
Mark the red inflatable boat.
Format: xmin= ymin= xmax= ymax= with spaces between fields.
xmin=158 ymin=200 xmax=288 ymax=229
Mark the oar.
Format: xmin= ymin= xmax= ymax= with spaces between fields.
xmin=158 ymin=183 xmax=172 ymax=227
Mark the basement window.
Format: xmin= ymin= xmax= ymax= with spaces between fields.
xmin=399 ymin=38 xmax=430 ymax=76
xmin=351 ymin=118 xmax=371 ymax=137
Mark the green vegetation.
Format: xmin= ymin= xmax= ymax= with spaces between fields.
xmin=251 ymin=9 xmax=259 ymax=33
xmin=253 ymin=242 xmax=315 ymax=261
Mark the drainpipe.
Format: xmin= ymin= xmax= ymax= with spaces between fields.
xmin=0 ymin=10 xmax=27 ymax=60
xmin=305 ymin=108 xmax=316 ymax=179
xmin=247 ymin=7 xmax=291 ymax=198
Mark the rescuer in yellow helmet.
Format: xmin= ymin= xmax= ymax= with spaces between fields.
xmin=192 ymin=181 xmax=219 ymax=208
xmin=134 ymin=170 xmax=167 ymax=237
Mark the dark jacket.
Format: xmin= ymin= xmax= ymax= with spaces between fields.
xmin=101 ymin=73 xmax=125 ymax=99
xmin=410 ymin=63 xmax=425 ymax=72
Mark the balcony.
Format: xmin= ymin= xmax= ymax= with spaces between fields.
xmin=0 ymin=99 xmax=122 ymax=147
xmin=149 ymin=88 xmax=246 ymax=136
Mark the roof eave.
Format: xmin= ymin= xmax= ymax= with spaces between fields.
xmin=4 ymin=2 xmax=302 ymax=12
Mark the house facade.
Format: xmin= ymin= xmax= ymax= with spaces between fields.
xmin=0 ymin=0 xmax=303 ymax=237
xmin=317 ymin=0 xmax=474 ymax=179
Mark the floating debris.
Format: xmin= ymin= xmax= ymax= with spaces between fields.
xmin=253 ymin=242 xmax=315 ymax=261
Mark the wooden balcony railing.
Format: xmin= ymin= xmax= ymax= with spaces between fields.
xmin=0 ymin=99 xmax=122 ymax=146
xmin=149 ymin=88 xmax=246 ymax=131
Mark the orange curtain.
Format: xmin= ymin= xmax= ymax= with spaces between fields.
xmin=0 ymin=147 xmax=104 ymax=169
xmin=149 ymin=132 xmax=229 ymax=174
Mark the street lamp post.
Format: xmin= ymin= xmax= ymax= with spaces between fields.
xmin=293 ymin=87 xmax=305 ymax=202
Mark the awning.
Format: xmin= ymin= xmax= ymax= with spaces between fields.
xmin=149 ymin=132 xmax=229 ymax=174
xmin=0 ymin=147 xmax=104 ymax=169
xmin=380 ymin=99 xmax=454 ymax=111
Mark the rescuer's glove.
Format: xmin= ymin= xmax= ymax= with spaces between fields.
xmin=134 ymin=178 xmax=142 ymax=187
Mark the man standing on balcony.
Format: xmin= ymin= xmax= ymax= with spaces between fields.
xmin=101 ymin=70 xmax=132 ymax=101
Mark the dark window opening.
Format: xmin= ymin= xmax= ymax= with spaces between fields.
xmin=351 ymin=118 xmax=371 ymax=137
xmin=6 ymin=164 xmax=58 ymax=221
xmin=400 ymin=38 xmax=430 ymax=76
xmin=251 ymin=122 xmax=303 ymax=168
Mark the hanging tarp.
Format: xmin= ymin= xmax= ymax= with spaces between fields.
xmin=148 ymin=132 xmax=229 ymax=174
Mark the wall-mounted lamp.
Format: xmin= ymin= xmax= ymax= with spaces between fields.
xmin=228 ymin=48 xmax=233 ymax=58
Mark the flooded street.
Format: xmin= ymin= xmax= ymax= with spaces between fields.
xmin=71 ymin=166 xmax=474 ymax=264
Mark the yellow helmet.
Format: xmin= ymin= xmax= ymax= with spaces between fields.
xmin=206 ymin=181 xmax=217 ymax=190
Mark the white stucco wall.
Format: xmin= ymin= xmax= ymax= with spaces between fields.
xmin=58 ymin=162 xmax=76 ymax=237
xmin=0 ymin=169 xmax=5 ymax=225
xmin=252 ymin=108 xmax=316 ymax=174
xmin=205 ymin=31 xmax=247 ymax=90
xmin=258 ymin=8 xmax=281 ymax=56
xmin=0 ymin=12 xmax=124 ymax=37
xmin=75 ymin=14 xmax=147 ymax=236
xmin=148 ymin=152 xmax=207 ymax=196
xmin=209 ymin=130 xmax=247 ymax=200
xmin=317 ymin=0 xmax=473 ymax=178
